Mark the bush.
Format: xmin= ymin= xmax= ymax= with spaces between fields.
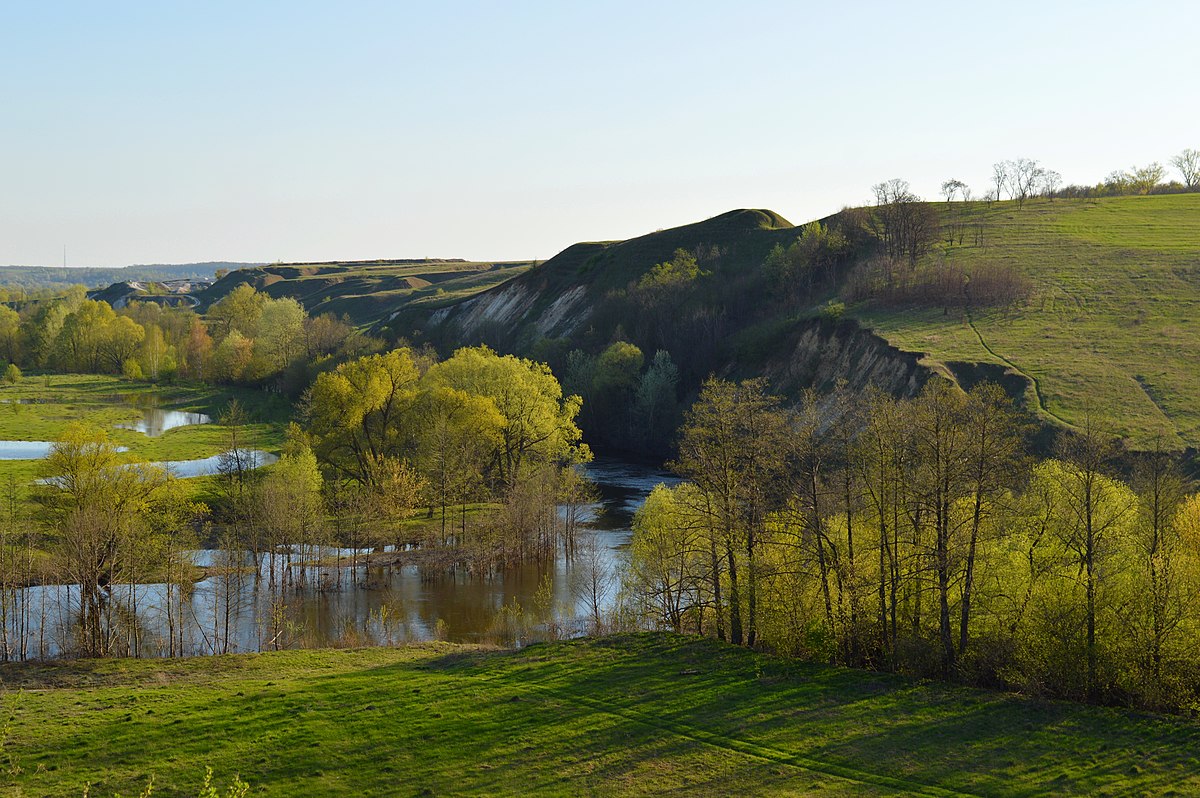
xmin=3 ymin=363 xmax=20 ymax=384
xmin=818 ymin=300 xmax=845 ymax=322
xmin=122 ymin=358 xmax=144 ymax=381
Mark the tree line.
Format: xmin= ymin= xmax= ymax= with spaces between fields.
xmin=626 ymin=378 xmax=1200 ymax=712
xmin=0 ymin=283 xmax=379 ymax=393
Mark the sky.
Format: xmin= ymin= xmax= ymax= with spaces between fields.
xmin=1 ymin=1 xmax=1197 ymax=267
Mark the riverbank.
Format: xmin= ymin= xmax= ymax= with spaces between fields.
xmin=2 ymin=633 xmax=1198 ymax=796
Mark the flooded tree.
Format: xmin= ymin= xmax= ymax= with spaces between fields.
xmin=34 ymin=424 xmax=199 ymax=657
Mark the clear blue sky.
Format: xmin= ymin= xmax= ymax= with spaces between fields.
xmin=2 ymin=1 xmax=1197 ymax=267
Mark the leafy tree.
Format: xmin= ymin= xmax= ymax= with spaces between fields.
xmin=0 ymin=306 xmax=20 ymax=365
xmin=34 ymin=424 xmax=195 ymax=656
xmin=629 ymin=483 xmax=707 ymax=632
xmin=425 ymin=345 xmax=588 ymax=482
xmin=306 ymin=348 xmax=422 ymax=485
xmin=673 ymin=378 xmax=789 ymax=646
xmin=632 ymin=349 xmax=679 ymax=452
xmin=1049 ymin=421 xmax=1136 ymax=699
xmin=211 ymin=329 xmax=255 ymax=382
xmin=208 ymin=284 xmax=267 ymax=340
xmin=413 ymin=385 xmax=504 ymax=541
xmin=256 ymin=297 xmax=306 ymax=371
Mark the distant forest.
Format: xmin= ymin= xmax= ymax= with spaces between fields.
xmin=0 ymin=262 xmax=260 ymax=291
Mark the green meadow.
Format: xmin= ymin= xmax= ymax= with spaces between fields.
xmin=1 ymin=634 xmax=1198 ymax=797
xmin=853 ymin=193 xmax=1200 ymax=448
xmin=0 ymin=374 xmax=289 ymax=496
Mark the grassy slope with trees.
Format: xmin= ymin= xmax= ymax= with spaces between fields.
xmin=3 ymin=635 xmax=1199 ymax=797
xmin=854 ymin=194 xmax=1200 ymax=448
xmin=406 ymin=194 xmax=1200 ymax=454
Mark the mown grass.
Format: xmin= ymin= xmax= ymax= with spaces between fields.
xmin=1 ymin=634 xmax=1198 ymax=797
xmin=0 ymin=374 xmax=289 ymax=498
xmin=852 ymin=193 xmax=1200 ymax=448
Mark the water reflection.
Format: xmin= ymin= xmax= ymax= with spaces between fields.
xmin=117 ymin=408 xmax=212 ymax=436
xmin=0 ymin=440 xmax=54 ymax=459
xmin=1 ymin=458 xmax=679 ymax=659
xmin=0 ymin=441 xmax=130 ymax=460
xmin=157 ymin=449 xmax=278 ymax=478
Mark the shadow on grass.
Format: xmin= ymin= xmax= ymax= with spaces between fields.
xmin=6 ymin=635 xmax=1200 ymax=796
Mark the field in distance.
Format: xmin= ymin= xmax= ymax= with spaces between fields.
xmin=4 ymin=634 xmax=1199 ymax=796
xmin=194 ymin=259 xmax=536 ymax=327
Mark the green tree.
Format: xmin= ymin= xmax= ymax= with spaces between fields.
xmin=208 ymin=284 xmax=267 ymax=340
xmin=673 ymin=378 xmax=789 ymax=646
xmin=413 ymin=385 xmax=504 ymax=541
xmin=34 ymin=424 xmax=194 ymax=656
xmin=306 ymin=348 xmax=422 ymax=484
xmin=1049 ymin=421 xmax=1136 ymax=700
xmin=629 ymin=483 xmax=707 ymax=633
xmin=425 ymin=345 xmax=588 ymax=483
xmin=256 ymin=297 xmax=307 ymax=372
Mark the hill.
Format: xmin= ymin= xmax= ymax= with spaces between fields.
xmin=402 ymin=195 xmax=1200 ymax=451
xmin=3 ymin=634 xmax=1198 ymax=796
xmin=851 ymin=194 xmax=1200 ymax=449
xmin=194 ymin=258 xmax=536 ymax=326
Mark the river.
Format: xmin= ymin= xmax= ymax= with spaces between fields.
xmin=1 ymin=457 xmax=678 ymax=660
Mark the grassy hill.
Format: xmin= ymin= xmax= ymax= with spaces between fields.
xmin=195 ymin=259 xmax=535 ymax=327
xmin=3 ymin=634 xmax=1199 ymax=796
xmin=854 ymin=194 xmax=1200 ymax=448
xmin=399 ymin=195 xmax=1200 ymax=452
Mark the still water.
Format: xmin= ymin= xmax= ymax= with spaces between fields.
xmin=0 ymin=399 xmax=263 ymax=475
xmin=1 ymin=458 xmax=679 ymax=660
xmin=116 ymin=407 xmax=212 ymax=436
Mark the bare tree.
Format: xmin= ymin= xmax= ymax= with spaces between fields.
xmin=1008 ymin=158 xmax=1044 ymax=207
xmin=1170 ymin=148 xmax=1199 ymax=189
xmin=1041 ymin=169 xmax=1063 ymax=200
xmin=573 ymin=534 xmax=615 ymax=634
xmin=870 ymin=179 xmax=939 ymax=265
xmin=940 ymin=179 xmax=967 ymax=203
xmin=991 ymin=161 xmax=1009 ymax=203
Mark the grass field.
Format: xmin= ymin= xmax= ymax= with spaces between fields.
xmin=2 ymin=634 xmax=1198 ymax=797
xmin=0 ymin=374 xmax=289 ymax=496
xmin=852 ymin=194 xmax=1200 ymax=448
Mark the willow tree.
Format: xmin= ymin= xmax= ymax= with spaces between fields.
xmin=34 ymin=424 xmax=196 ymax=657
xmin=412 ymin=385 xmax=504 ymax=542
xmin=424 ymin=345 xmax=589 ymax=483
xmin=305 ymin=348 xmax=422 ymax=485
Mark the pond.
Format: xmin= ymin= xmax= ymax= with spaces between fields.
xmin=0 ymin=458 xmax=680 ymax=660
xmin=0 ymin=440 xmax=55 ymax=459
xmin=116 ymin=407 xmax=212 ymax=437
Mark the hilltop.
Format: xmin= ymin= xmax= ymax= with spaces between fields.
xmin=4 ymin=634 xmax=1199 ymax=796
